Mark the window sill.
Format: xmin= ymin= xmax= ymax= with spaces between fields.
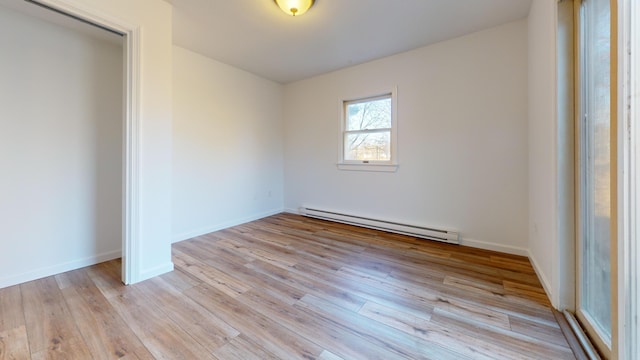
xmin=337 ymin=163 xmax=398 ymax=172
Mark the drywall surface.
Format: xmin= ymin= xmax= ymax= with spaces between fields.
xmin=172 ymin=46 xmax=284 ymax=242
xmin=283 ymin=20 xmax=529 ymax=255
xmin=0 ymin=5 xmax=123 ymax=287
xmin=54 ymin=0 xmax=174 ymax=282
xmin=527 ymin=0 xmax=559 ymax=307
xmin=556 ymin=0 xmax=576 ymax=311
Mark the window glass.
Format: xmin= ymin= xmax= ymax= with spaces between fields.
xmin=578 ymin=0 xmax=611 ymax=345
xmin=346 ymin=97 xmax=391 ymax=131
xmin=345 ymin=132 xmax=390 ymax=161
xmin=342 ymin=93 xmax=394 ymax=164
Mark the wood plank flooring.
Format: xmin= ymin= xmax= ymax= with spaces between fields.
xmin=0 ymin=213 xmax=576 ymax=359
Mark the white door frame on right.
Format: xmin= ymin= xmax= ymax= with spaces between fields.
xmin=617 ymin=0 xmax=639 ymax=358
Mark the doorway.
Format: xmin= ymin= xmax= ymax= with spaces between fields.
xmin=0 ymin=0 xmax=138 ymax=286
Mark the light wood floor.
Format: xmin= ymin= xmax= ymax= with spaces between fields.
xmin=0 ymin=213 xmax=575 ymax=359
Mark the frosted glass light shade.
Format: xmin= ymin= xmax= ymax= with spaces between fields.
xmin=274 ymin=0 xmax=315 ymax=16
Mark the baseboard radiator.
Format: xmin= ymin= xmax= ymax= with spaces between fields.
xmin=299 ymin=207 xmax=460 ymax=245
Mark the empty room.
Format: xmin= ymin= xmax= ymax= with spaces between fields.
xmin=0 ymin=0 xmax=638 ymax=359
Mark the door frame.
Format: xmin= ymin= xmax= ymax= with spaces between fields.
xmin=617 ymin=0 xmax=639 ymax=358
xmin=32 ymin=0 xmax=141 ymax=284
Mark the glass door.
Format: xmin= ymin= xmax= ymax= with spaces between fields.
xmin=576 ymin=0 xmax=612 ymax=355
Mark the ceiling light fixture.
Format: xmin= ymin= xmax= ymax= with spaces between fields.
xmin=274 ymin=0 xmax=315 ymax=16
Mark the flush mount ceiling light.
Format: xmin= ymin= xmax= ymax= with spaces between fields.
xmin=274 ymin=0 xmax=315 ymax=16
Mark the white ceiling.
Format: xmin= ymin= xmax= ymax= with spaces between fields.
xmin=172 ymin=0 xmax=532 ymax=83
xmin=1 ymin=0 xmax=532 ymax=84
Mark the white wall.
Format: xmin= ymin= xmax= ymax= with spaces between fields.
xmin=0 ymin=5 xmax=123 ymax=287
xmin=56 ymin=0 xmax=174 ymax=282
xmin=283 ymin=20 xmax=530 ymax=255
xmin=556 ymin=0 xmax=576 ymax=311
xmin=527 ymin=0 xmax=561 ymax=307
xmin=172 ymin=46 xmax=284 ymax=242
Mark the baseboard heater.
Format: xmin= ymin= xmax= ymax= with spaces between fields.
xmin=299 ymin=207 xmax=460 ymax=245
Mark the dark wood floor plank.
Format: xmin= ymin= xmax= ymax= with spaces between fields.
xmin=20 ymin=277 xmax=92 ymax=357
xmin=158 ymin=267 xmax=202 ymax=292
xmin=212 ymin=334 xmax=279 ymax=360
xmin=443 ymin=275 xmax=507 ymax=297
xmin=297 ymin=293 xmax=472 ymax=360
xmin=254 ymin=254 xmax=441 ymax=320
xmin=236 ymin=289 xmax=406 ymax=360
xmin=0 ymin=285 xmax=24 ymax=333
xmin=105 ymin=284 xmax=217 ymax=360
xmin=0 ymin=325 xmax=30 ymax=360
xmin=430 ymin=308 xmax=575 ymax=359
xmin=184 ymin=282 xmax=324 ymax=360
xmin=182 ymin=248 xmax=307 ymax=306
xmin=509 ymin=314 xmax=569 ymax=347
xmin=358 ymin=300 xmax=432 ymax=332
xmin=245 ymin=259 xmax=368 ymax=312
xmin=30 ymin=335 xmax=92 ymax=360
xmin=320 ymin=296 xmax=523 ymax=360
xmin=85 ymin=260 xmax=129 ymax=300
xmin=503 ymin=279 xmax=551 ymax=304
xmin=226 ymin=226 xmax=295 ymax=249
xmin=176 ymin=237 xmax=252 ymax=267
xmin=172 ymin=248 xmax=251 ymax=297
xmin=352 ymin=268 xmax=515 ymax=332
xmin=59 ymin=269 xmax=154 ymax=360
xmin=386 ymin=265 xmax=558 ymax=324
xmin=217 ymin=238 xmax=298 ymax=269
xmin=4 ymin=213 xmax=576 ymax=359
xmin=134 ymin=276 xmax=240 ymax=352
xmin=317 ymin=350 xmax=345 ymax=360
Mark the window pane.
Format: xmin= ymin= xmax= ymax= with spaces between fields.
xmin=345 ymin=132 xmax=390 ymax=161
xmin=580 ymin=0 xmax=611 ymax=342
xmin=346 ymin=97 xmax=391 ymax=131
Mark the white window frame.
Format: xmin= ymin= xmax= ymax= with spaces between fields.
xmin=337 ymin=87 xmax=398 ymax=172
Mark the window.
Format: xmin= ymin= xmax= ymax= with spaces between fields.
xmin=576 ymin=0 xmax=612 ymax=355
xmin=338 ymin=88 xmax=397 ymax=172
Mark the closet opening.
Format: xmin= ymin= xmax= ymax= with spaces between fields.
xmin=0 ymin=0 xmax=140 ymax=286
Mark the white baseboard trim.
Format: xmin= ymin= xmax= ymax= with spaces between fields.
xmin=460 ymin=238 xmax=529 ymax=257
xmin=171 ymin=208 xmax=284 ymax=243
xmin=288 ymin=207 xmax=528 ymax=257
xmin=528 ymin=250 xmax=556 ymax=307
xmin=138 ymin=262 xmax=174 ymax=283
xmin=0 ymin=249 xmax=121 ymax=290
